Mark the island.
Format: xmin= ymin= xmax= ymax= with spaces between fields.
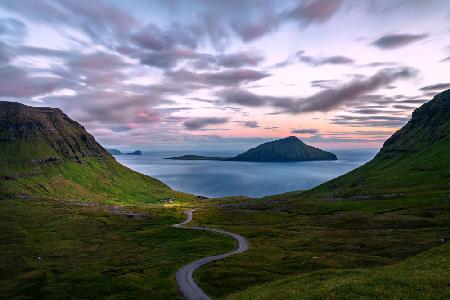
xmin=165 ymin=136 xmax=337 ymax=162
xmin=106 ymin=148 xmax=142 ymax=155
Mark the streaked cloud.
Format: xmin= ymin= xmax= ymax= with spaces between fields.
xmin=372 ymin=33 xmax=428 ymax=49
xmin=291 ymin=128 xmax=318 ymax=134
xmin=184 ymin=117 xmax=229 ymax=130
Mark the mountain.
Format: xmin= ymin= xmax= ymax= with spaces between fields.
xmin=230 ymin=136 xmax=337 ymax=162
xmin=311 ymin=89 xmax=450 ymax=197
xmin=166 ymin=136 xmax=337 ymax=162
xmin=0 ymin=101 xmax=182 ymax=202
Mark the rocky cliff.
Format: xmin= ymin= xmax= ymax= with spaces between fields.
xmin=0 ymin=101 xmax=109 ymax=163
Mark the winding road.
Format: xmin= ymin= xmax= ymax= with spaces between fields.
xmin=173 ymin=209 xmax=248 ymax=300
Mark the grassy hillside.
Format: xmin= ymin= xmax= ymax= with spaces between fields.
xmin=225 ymin=242 xmax=450 ymax=300
xmin=308 ymin=90 xmax=450 ymax=198
xmin=0 ymin=101 xmax=189 ymax=203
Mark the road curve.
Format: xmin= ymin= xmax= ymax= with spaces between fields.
xmin=173 ymin=209 xmax=248 ymax=300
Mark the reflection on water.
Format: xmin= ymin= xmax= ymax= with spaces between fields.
xmin=114 ymin=149 xmax=378 ymax=198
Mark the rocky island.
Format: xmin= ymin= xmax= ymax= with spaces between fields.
xmin=106 ymin=149 xmax=142 ymax=155
xmin=166 ymin=136 xmax=337 ymax=162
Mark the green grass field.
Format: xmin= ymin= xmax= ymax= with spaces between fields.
xmin=0 ymin=198 xmax=234 ymax=299
xmin=225 ymin=242 xmax=450 ymax=300
xmin=189 ymin=193 xmax=450 ymax=299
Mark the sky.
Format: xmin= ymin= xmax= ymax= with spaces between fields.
xmin=0 ymin=0 xmax=449 ymax=151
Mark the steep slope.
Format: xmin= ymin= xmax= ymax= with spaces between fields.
xmin=0 ymin=101 xmax=182 ymax=203
xmin=311 ymin=89 xmax=450 ymax=197
xmin=230 ymin=136 xmax=337 ymax=162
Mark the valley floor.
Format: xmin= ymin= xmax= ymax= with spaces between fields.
xmin=1 ymin=191 xmax=449 ymax=299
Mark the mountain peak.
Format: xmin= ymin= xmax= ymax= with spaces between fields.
xmin=231 ymin=136 xmax=336 ymax=162
xmin=0 ymin=101 xmax=109 ymax=162
xmin=284 ymin=136 xmax=300 ymax=141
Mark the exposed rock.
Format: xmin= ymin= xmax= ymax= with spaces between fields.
xmin=0 ymin=101 xmax=111 ymax=162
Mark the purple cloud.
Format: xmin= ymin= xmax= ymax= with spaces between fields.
xmin=372 ymin=33 xmax=428 ymax=49
xmin=183 ymin=117 xmax=229 ymax=130
xmin=166 ymin=69 xmax=270 ymax=87
xmin=419 ymin=83 xmax=450 ymax=91
xmin=293 ymin=67 xmax=418 ymax=113
xmin=0 ymin=65 xmax=63 ymax=98
xmin=291 ymin=128 xmax=318 ymax=134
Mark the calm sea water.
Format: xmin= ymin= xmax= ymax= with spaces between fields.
xmin=114 ymin=149 xmax=378 ymax=198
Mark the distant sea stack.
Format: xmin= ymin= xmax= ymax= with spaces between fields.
xmin=127 ymin=150 xmax=142 ymax=155
xmin=106 ymin=149 xmax=142 ymax=155
xmin=166 ymin=136 xmax=337 ymax=162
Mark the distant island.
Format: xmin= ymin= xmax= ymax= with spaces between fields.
xmin=166 ymin=136 xmax=337 ymax=162
xmin=106 ymin=149 xmax=142 ymax=155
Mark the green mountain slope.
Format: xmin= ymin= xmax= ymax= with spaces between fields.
xmin=0 ymin=101 xmax=185 ymax=203
xmin=309 ymin=89 xmax=450 ymax=198
xmin=230 ymin=136 xmax=337 ymax=162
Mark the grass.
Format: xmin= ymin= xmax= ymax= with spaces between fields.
xmin=0 ymin=198 xmax=235 ymax=299
xmin=190 ymin=193 xmax=450 ymax=299
xmin=0 ymin=156 xmax=194 ymax=204
xmin=225 ymin=243 xmax=450 ymax=300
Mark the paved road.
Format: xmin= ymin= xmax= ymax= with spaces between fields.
xmin=173 ymin=209 xmax=248 ymax=300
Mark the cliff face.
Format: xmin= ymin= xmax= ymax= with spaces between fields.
xmin=230 ymin=136 xmax=337 ymax=162
xmin=0 ymin=101 xmax=110 ymax=162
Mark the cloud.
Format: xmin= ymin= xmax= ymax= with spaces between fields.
xmin=131 ymin=23 xmax=199 ymax=51
xmin=274 ymin=50 xmax=354 ymax=68
xmin=419 ymin=83 xmax=450 ymax=91
xmin=371 ymin=33 xmax=428 ymax=49
xmin=441 ymin=56 xmax=450 ymax=62
xmin=0 ymin=0 xmax=137 ymax=47
xmin=295 ymin=50 xmax=354 ymax=66
xmin=139 ymin=48 xmax=200 ymax=69
xmin=331 ymin=115 xmax=409 ymax=128
xmin=190 ymin=50 xmax=264 ymax=70
xmin=219 ymin=67 xmax=417 ymax=114
xmin=218 ymin=88 xmax=295 ymax=108
xmin=0 ymin=18 xmax=27 ymax=44
xmin=183 ymin=117 xmax=229 ymax=130
xmin=166 ymin=69 xmax=270 ymax=87
xmin=216 ymin=51 xmax=264 ymax=68
xmin=292 ymin=67 xmax=418 ymax=113
xmin=0 ymin=65 xmax=63 ymax=98
xmin=238 ymin=121 xmax=260 ymax=128
xmin=350 ymin=108 xmax=387 ymax=114
xmin=287 ymin=0 xmax=343 ymax=25
xmin=310 ymin=79 xmax=339 ymax=89
xmin=231 ymin=0 xmax=343 ymax=41
xmin=291 ymin=128 xmax=318 ymax=134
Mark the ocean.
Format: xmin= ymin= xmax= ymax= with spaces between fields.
xmin=114 ymin=149 xmax=378 ymax=198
